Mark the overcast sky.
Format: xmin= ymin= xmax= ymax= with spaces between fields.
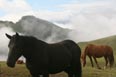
xmin=0 ymin=0 xmax=116 ymax=61
xmin=0 ymin=0 xmax=116 ymax=41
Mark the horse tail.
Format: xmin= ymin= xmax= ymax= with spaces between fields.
xmin=108 ymin=51 xmax=114 ymax=67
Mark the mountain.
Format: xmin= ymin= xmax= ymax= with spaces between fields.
xmin=14 ymin=15 xmax=71 ymax=42
xmin=0 ymin=21 xmax=14 ymax=28
xmin=78 ymin=35 xmax=116 ymax=53
xmin=0 ymin=15 xmax=71 ymax=43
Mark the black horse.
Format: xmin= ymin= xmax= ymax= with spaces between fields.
xmin=6 ymin=32 xmax=82 ymax=77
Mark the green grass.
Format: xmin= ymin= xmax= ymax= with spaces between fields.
xmin=82 ymin=57 xmax=116 ymax=77
xmin=0 ymin=59 xmax=116 ymax=77
xmin=0 ymin=61 xmax=30 ymax=77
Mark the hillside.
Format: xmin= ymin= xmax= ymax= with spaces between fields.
xmin=78 ymin=35 xmax=116 ymax=53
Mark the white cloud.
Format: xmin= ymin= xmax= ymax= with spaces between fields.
xmin=26 ymin=0 xmax=115 ymax=42
xmin=0 ymin=27 xmax=14 ymax=61
xmin=56 ymin=0 xmax=116 ymax=42
xmin=0 ymin=0 xmax=33 ymax=22
xmin=0 ymin=0 xmax=31 ymax=13
xmin=0 ymin=10 xmax=35 ymax=22
xmin=0 ymin=0 xmax=116 ymax=42
xmin=0 ymin=0 xmax=116 ymax=61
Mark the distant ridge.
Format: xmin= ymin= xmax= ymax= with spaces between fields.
xmin=78 ymin=35 xmax=116 ymax=53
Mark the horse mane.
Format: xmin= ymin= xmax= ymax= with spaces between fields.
xmin=19 ymin=35 xmax=47 ymax=45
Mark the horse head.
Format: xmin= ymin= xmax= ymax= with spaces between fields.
xmin=6 ymin=32 xmax=22 ymax=67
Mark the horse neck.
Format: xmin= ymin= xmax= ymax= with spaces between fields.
xmin=83 ymin=52 xmax=87 ymax=61
xmin=83 ymin=46 xmax=89 ymax=61
xmin=21 ymin=37 xmax=48 ymax=60
xmin=22 ymin=36 xmax=47 ymax=48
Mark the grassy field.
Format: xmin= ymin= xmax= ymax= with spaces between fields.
xmin=1 ymin=35 xmax=116 ymax=77
xmin=0 ymin=46 xmax=116 ymax=77
xmin=0 ymin=58 xmax=116 ymax=77
xmin=0 ymin=36 xmax=116 ymax=77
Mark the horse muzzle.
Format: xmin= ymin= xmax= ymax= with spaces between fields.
xmin=7 ymin=60 xmax=15 ymax=68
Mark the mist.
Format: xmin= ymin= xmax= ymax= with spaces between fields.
xmin=16 ymin=16 xmax=70 ymax=43
xmin=0 ymin=27 xmax=14 ymax=61
xmin=67 ymin=14 xmax=116 ymax=42
xmin=52 ymin=0 xmax=116 ymax=42
xmin=0 ymin=16 xmax=71 ymax=61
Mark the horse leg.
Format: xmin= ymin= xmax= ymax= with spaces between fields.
xmin=65 ymin=63 xmax=82 ymax=77
xmin=43 ymin=74 xmax=49 ymax=77
xmin=65 ymin=71 xmax=74 ymax=77
xmin=29 ymin=71 xmax=39 ymax=77
xmin=68 ymin=73 xmax=74 ymax=77
xmin=67 ymin=73 xmax=81 ymax=77
xmin=73 ymin=63 xmax=82 ymax=77
xmin=74 ymin=74 xmax=82 ymax=77
xmin=93 ymin=57 xmax=101 ymax=69
xmin=65 ymin=67 xmax=74 ymax=77
xmin=31 ymin=74 xmax=39 ymax=77
xmin=88 ymin=56 xmax=94 ymax=67
xmin=67 ymin=72 xmax=82 ymax=77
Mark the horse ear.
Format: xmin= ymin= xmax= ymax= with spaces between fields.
xmin=16 ymin=32 xmax=19 ymax=36
xmin=5 ymin=33 xmax=12 ymax=39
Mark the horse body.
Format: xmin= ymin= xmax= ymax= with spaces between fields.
xmin=6 ymin=33 xmax=82 ymax=77
xmin=82 ymin=44 xmax=114 ymax=69
xmin=87 ymin=45 xmax=107 ymax=57
xmin=26 ymin=42 xmax=72 ymax=74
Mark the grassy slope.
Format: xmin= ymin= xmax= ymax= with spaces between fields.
xmin=0 ymin=35 xmax=116 ymax=77
xmin=0 ymin=62 xmax=30 ymax=77
xmin=78 ymin=35 xmax=116 ymax=52
xmin=78 ymin=35 xmax=116 ymax=77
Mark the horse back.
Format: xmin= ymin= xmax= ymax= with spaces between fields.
xmin=61 ymin=40 xmax=81 ymax=60
xmin=85 ymin=44 xmax=113 ymax=57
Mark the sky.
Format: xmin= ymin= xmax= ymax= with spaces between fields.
xmin=0 ymin=0 xmax=116 ymax=41
xmin=0 ymin=0 xmax=116 ymax=61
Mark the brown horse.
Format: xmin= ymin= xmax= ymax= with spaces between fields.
xmin=16 ymin=60 xmax=24 ymax=64
xmin=81 ymin=44 xmax=114 ymax=69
